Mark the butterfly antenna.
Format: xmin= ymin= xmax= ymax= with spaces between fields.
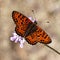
xmin=32 ymin=10 xmax=37 ymax=24
xmin=32 ymin=10 xmax=36 ymax=20
xmin=42 ymin=43 xmax=60 ymax=55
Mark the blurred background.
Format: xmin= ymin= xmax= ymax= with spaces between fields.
xmin=0 ymin=0 xmax=60 ymax=60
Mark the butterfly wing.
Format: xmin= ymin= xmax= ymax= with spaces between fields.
xmin=12 ymin=11 xmax=33 ymax=37
xmin=12 ymin=11 xmax=51 ymax=45
xmin=25 ymin=26 xmax=51 ymax=45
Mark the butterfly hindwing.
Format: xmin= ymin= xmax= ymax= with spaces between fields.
xmin=25 ymin=26 xmax=51 ymax=45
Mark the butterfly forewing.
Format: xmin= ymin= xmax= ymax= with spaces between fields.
xmin=12 ymin=11 xmax=33 ymax=37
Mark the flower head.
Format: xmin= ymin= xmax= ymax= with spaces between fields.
xmin=10 ymin=17 xmax=36 ymax=48
xmin=29 ymin=16 xmax=36 ymax=22
xmin=10 ymin=32 xmax=25 ymax=48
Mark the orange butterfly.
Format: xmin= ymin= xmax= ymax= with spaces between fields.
xmin=12 ymin=11 xmax=51 ymax=45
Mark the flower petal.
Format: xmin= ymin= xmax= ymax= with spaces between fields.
xmin=28 ymin=16 xmax=32 ymax=20
xmin=20 ymin=43 xmax=23 ymax=48
xmin=13 ymin=32 xmax=17 ymax=36
xmin=10 ymin=36 xmax=17 ymax=41
xmin=28 ymin=16 xmax=36 ymax=23
xmin=15 ymin=38 xmax=19 ymax=43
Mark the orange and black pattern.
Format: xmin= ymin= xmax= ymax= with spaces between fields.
xmin=12 ymin=11 xmax=51 ymax=45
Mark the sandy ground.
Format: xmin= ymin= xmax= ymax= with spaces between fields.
xmin=0 ymin=0 xmax=60 ymax=60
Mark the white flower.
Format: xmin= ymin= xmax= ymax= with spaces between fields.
xmin=28 ymin=16 xmax=36 ymax=22
xmin=10 ymin=17 xmax=36 ymax=48
xmin=10 ymin=32 xmax=25 ymax=48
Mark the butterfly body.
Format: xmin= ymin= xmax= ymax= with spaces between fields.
xmin=12 ymin=11 xmax=51 ymax=45
xmin=24 ymin=22 xmax=37 ymax=37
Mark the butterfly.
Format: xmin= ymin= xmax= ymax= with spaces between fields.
xmin=12 ymin=11 xmax=51 ymax=45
